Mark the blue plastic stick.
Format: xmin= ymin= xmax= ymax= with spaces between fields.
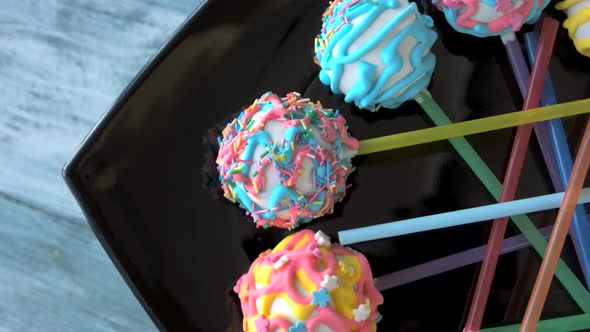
xmin=504 ymin=35 xmax=561 ymax=186
xmin=525 ymin=31 xmax=590 ymax=286
xmin=338 ymin=188 xmax=590 ymax=245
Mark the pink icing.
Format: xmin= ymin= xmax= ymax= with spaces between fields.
xmin=217 ymin=92 xmax=359 ymax=229
xmin=234 ymin=230 xmax=384 ymax=332
xmin=437 ymin=0 xmax=540 ymax=33
xmin=255 ymin=316 xmax=270 ymax=332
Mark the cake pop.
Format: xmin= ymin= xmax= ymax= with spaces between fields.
xmin=233 ymin=229 xmax=383 ymax=332
xmin=315 ymin=0 xmax=437 ymax=111
xmin=216 ymin=92 xmax=359 ymax=229
xmin=433 ymin=0 xmax=550 ymax=38
xmin=557 ymin=0 xmax=590 ymax=57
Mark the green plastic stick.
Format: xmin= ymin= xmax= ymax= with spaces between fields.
xmin=414 ymin=90 xmax=590 ymax=313
xmin=357 ymin=97 xmax=590 ymax=155
xmin=480 ymin=314 xmax=590 ymax=332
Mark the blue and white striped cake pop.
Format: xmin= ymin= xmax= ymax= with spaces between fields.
xmin=315 ymin=0 xmax=437 ymax=111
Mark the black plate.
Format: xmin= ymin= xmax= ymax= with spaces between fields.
xmin=64 ymin=0 xmax=590 ymax=331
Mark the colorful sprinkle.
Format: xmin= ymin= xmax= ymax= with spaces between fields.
xmin=312 ymin=287 xmax=332 ymax=308
xmin=273 ymin=254 xmax=289 ymax=270
xmin=315 ymin=230 xmax=332 ymax=247
xmin=353 ymin=303 xmax=371 ymax=322
xmin=288 ymin=322 xmax=308 ymax=332
xmin=216 ymin=92 xmax=359 ymax=229
xmin=254 ymin=315 xmax=269 ymax=332
xmin=320 ymin=274 xmax=340 ymax=291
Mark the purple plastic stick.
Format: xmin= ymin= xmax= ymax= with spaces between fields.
xmin=375 ymin=224 xmax=555 ymax=291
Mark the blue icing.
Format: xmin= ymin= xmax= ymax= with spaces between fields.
xmin=262 ymin=186 xmax=305 ymax=220
xmin=316 ymin=0 xmax=437 ymax=111
xmin=480 ymin=0 xmax=498 ymax=8
xmin=239 ymin=130 xmax=271 ymax=175
xmin=260 ymin=102 xmax=275 ymax=112
xmin=439 ymin=0 xmax=550 ymax=38
xmin=217 ymin=92 xmax=356 ymax=228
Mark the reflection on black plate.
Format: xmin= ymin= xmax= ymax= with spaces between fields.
xmin=64 ymin=0 xmax=590 ymax=331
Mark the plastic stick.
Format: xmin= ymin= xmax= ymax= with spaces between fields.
xmin=525 ymin=31 xmax=590 ymax=286
xmin=357 ymin=98 xmax=590 ymax=155
xmin=508 ymin=215 xmax=590 ymax=313
xmin=373 ymin=223 xmax=560 ymax=290
xmin=521 ymin=116 xmax=590 ymax=331
xmin=411 ymin=92 xmax=590 ymax=313
xmin=464 ymin=19 xmax=560 ymax=332
xmin=480 ymin=314 xmax=590 ymax=332
xmin=416 ymin=93 xmax=502 ymax=199
xmin=338 ymin=188 xmax=590 ymax=243
xmin=504 ymin=34 xmax=561 ymax=183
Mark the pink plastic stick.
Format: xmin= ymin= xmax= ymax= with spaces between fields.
xmin=521 ymin=115 xmax=590 ymax=331
xmin=463 ymin=18 xmax=560 ymax=332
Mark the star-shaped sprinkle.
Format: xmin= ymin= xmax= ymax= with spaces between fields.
xmin=289 ymin=322 xmax=308 ymax=332
xmin=311 ymin=288 xmax=331 ymax=308
xmin=273 ymin=254 xmax=289 ymax=270
xmin=254 ymin=315 xmax=269 ymax=332
xmin=314 ymin=230 xmax=331 ymax=247
xmin=353 ymin=304 xmax=371 ymax=322
xmin=320 ymin=275 xmax=339 ymax=291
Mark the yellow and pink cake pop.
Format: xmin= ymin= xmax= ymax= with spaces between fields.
xmin=234 ymin=229 xmax=384 ymax=332
xmin=557 ymin=0 xmax=590 ymax=57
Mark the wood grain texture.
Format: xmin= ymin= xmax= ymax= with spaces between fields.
xmin=0 ymin=0 xmax=201 ymax=330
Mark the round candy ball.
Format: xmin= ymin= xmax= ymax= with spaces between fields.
xmin=234 ymin=229 xmax=384 ymax=332
xmin=433 ymin=0 xmax=550 ymax=38
xmin=315 ymin=0 xmax=437 ymax=111
xmin=216 ymin=92 xmax=359 ymax=229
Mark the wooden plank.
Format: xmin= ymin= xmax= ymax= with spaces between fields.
xmin=0 ymin=0 xmax=201 ymax=330
xmin=0 ymin=195 xmax=153 ymax=331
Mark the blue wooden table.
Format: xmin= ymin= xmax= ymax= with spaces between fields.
xmin=0 ymin=1 xmax=202 ymax=330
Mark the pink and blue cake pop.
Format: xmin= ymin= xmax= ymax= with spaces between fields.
xmin=433 ymin=0 xmax=550 ymax=38
xmin=314 ymin=0 xmax=437 ymax=111
xmin=216 ymin=92 xmax=359 ymax=229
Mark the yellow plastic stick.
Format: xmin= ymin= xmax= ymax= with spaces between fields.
xmin=358 ymin=98 xmax=590 ymax=155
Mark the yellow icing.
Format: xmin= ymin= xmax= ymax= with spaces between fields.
xmin=239 ymin=231 xmax=381 ymax=331
xmin=295 ymin=269 xmax=316 ymax=295
xmin=556 ymin=0 xmax=590 ymax=57
xmin=254 ymin=265 xmax=273 ymax=287
xmin=332 ymin=256 xmax=363 ymax=320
